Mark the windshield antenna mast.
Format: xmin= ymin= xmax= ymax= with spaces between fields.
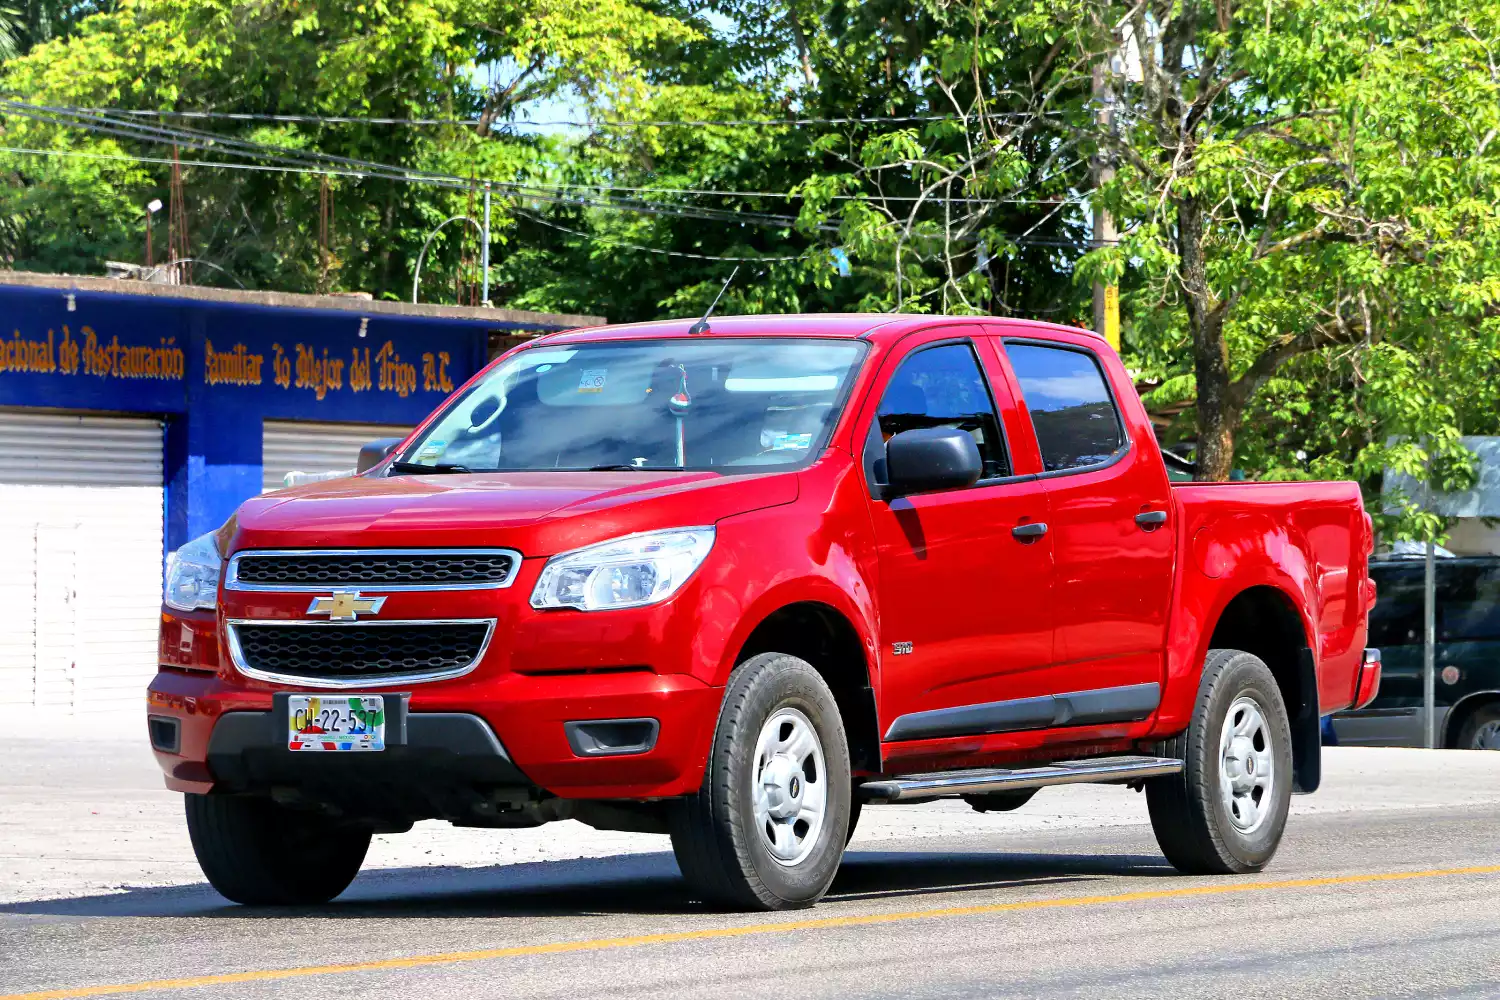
xmin=688 ymin=265 xmax=739 ymax=334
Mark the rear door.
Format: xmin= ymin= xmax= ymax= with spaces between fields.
xmin=860 ymin=328 xmax=1055 ymax=740
xmin=993 ymin=336 xmax=1175 ymax=702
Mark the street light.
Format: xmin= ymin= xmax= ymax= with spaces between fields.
xmin=411 ymin=214 xmax=484 ymax=304
xmin=144 ymin=199 xmax=163 ymax=269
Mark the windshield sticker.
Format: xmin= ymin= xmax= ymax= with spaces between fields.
xmin=416 ymin=440 xmax=446 ymax=461
xmin=766 ymin=432 xmax=813 ymax=451
xmin=577 ymin=369 xmax=607 ymax=393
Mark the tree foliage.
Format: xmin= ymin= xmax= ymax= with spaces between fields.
xmin=2 ymin=0 xmax=1499 ymax=537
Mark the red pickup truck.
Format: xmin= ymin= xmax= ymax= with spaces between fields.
xmin=148 ymin=314 xmax=1380 ymax=911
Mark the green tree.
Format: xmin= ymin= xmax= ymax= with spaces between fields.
xmin=1079 ymin=0 xmax=1500 ymax=499
xmin=0 ymin=0 xmax=691 ymax=296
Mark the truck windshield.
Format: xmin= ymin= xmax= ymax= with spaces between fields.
xmin=395 ymin=337 xmax=868 ymax=473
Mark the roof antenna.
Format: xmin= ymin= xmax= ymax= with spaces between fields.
xmin=689 ymin=265 xmax=739 ymax=334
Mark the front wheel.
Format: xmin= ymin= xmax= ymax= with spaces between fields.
xmin=1146 ymin=649 xmax=1293 ymax=875
xmin=670 ymin=652 xmax=852 ymax=910
xmin=185 ymin=792 xmax=371 ymax=905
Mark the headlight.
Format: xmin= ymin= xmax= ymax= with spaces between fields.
xmin=164 ymin=531 xmax=223 ymax=612
xmin=530 ymin=527 xmax=715 ymax=611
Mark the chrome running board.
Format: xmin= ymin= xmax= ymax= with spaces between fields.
xmin=860 ymin=755 xmax=1183 ymax=803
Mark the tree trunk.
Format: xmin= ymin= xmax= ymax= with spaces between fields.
xmin=1179 ymin=195 xmax=1237 ymax=481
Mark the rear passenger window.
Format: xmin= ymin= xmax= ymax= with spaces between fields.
xmin=871 ymin=343 xmax=1009 ymax=480
xmin=1005 ymin=343 xmax=1124 ymax=472
xmin=1439 ymin=562 xmax=1500 ymax=642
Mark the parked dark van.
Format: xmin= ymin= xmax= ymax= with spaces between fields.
xmin=1333 ymin=556 xmax=1500 ymax=749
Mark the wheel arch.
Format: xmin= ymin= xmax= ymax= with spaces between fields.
xmin=734 ymin=600 xmax=881 ymax=773
xmin=1443 ymin=690 xmax=1500 ymax=748
xmin=1207 ymin=583 xmax=1321 ymax=791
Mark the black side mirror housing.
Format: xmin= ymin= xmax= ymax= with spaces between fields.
xmin=356 ymin=438 xmax=405 ymax=474
xmin=884 ymin=427 xmax=983 ymax=498
xmin=469 ymin=395 xmax=500 ymax=428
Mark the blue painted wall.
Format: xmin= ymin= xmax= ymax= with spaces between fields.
xmin=0 ymin=284 xmax=564 ymax=553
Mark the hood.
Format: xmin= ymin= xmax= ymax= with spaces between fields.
xmin=228 ymin=469 xmax=799 ymax=556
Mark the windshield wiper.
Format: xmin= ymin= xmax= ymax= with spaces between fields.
xmin=388 ymin=460 xmax=472 ymax=475
xmin=586 ymin=464 xmax=684 ymax=471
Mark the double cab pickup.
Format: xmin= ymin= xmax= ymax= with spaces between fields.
xmin=149 ymin=314 xmax=1380 ymax=910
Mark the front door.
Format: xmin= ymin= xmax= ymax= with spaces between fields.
xmin=997 ymin=336 xmax=1175 ymax=698
xmin=861 ymin=332 xmax=1055 ymax=742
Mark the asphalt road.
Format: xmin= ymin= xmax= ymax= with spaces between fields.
xmin=3 ymin=738 xmax=1500 ymax=999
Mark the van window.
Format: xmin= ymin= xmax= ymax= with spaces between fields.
xmin=1439 ymin=562 xmax=1500 ymax=642
xmin=1369 ymin=559 xmax=1500 ymax=646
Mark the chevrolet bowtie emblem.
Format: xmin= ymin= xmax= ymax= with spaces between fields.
xmin=307 ymin=590 xmax=387 ymax=622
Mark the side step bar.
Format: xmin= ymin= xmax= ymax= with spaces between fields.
xmin=860 ymin=755 xmax=1183 ymax=803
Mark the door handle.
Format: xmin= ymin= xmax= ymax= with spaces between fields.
xmin=1012 ymin=522 xmax=1049 ymax=541
xmin=1135 ymin=510 xmax=1168 ymax=529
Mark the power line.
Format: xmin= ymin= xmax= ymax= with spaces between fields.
xmin=4 ymin=97 xmax=1091 ymax=214
xmin=77 ymin=108 xmax=1057 ymax=129
xmin=507 ymin=179 xmax=1087 ymax=205
xmin=513 ymin=209 xmax=809 ymax=262
xmin=0 ymin=104 xmax=1106 ymax=252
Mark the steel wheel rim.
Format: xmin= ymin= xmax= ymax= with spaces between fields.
xmin=752 ymin=707 xmax=827 ymax=866
xmin=1472 ymin=720 xmax=1500 ymax=750
xmin=1219 ymin=695 xmax=1275 ymax=835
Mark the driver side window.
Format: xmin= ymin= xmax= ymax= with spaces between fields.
xmin=865 ymin=342 xmax=1010 ymax=486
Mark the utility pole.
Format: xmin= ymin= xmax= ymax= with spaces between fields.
xmin=481 ymin=184 xmax=492 ymax=307
xmin=1423 ymin=532 xmax=1437 ymax=748
xmin=1091 ymin=59 xmax=1120 ymax=351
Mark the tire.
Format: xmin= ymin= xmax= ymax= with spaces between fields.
xmin=185 ymin=792 xmax=371 ymax=905
xmin=1455 ymin=702 xmax=1500 ymax=750
xmin=1146 ymin=649 xmax=1294 ymax=875
xmin=670 ymin=652 xmax=852 ymax=910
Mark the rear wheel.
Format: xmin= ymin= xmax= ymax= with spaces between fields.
xmin=185 ymin=792 xmax=371 ymax=905
xmin=1455 ymin=702 xmax=1500 ymax=750
xmin=670 ymin=652 xmax=851 ymax=910
xmin=1146 ymin=649 xmax=1293 ymax=875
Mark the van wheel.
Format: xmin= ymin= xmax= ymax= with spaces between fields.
xmin=1146 ymin=649 xmax=1293 ymax=875
xmin=670 ymin=652 xmax=851 ymax=910
xmin=1456 ymin=702 xmax=1500 ymax=749
xmin=185 ymin=793 xmax=371 ymax=905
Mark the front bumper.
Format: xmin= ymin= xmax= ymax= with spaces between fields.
xmin=147 ymin=666 xmax=722 ymax=804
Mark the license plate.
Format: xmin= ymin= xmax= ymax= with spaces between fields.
xmin=287 ymin=695 xmax=385 ymax=752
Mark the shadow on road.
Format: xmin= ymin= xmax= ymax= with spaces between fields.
xmin=0 ymin=849 xmax=1174 ymax=920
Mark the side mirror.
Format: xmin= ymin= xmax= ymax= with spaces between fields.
xmin=469 ymin=395 xmax=500 ymax=428
xmin=356 ymin=438 xmax=405 ymax=473
xmin=884 ymin=427 xmax=982 ymax=498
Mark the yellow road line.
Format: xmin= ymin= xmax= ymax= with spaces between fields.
xmin=7 ymin=864 xmax=1499 ymax=1000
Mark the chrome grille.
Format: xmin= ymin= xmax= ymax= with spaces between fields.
xmin=227 ymin=548 xmax=520 ymax=591
xmin=227 ymin=621 xmax=493 ymax=686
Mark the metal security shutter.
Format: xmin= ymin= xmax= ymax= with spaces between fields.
xmin=262 ymin=419 xmax=410 ymax=492
xmin=0 ymin=410 xmax=165 ymax=715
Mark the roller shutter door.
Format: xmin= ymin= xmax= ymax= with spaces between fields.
xmin=0 ymin=410 xmax=164 ymax=715
xmin=262 ymin=420 xmax=410 ymax=492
